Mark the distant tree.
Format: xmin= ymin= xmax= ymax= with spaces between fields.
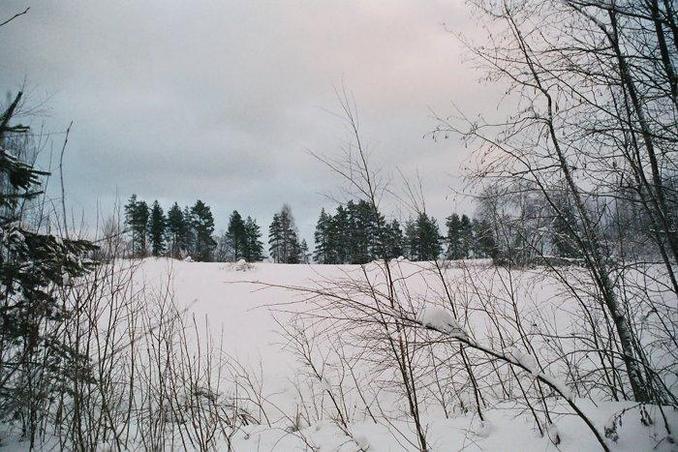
xmin=148 ymin=200 xmax=166 ymax=257
xmin=383 ymin=219 xmax=404 ymax=259
xmin=331 ymin=205 xmax=350 ymax=264
xmin=268 ymin=204 xmax=301 ymax=263
xmin=446 ymin=213 xmax=463 ymax=259
xmin=214 ymin=230 xmax=230 ymax=262
xmin=406 ymin=212 xmax=441 ymax=261
xmin=182 ymin=205 xmax=195 ymax=256
xmin=226 ymin=210 xmax=247 ymax=261
xmin=551 ymin=193 xmax=581 ymax=259
xmin=124 ymin=194 xmax=149 ymax=257
xmin=300 ymin=239 xmax=310 ymax=264
xmin=459 ymin=214 xmax=473 ymax=258
xmin=268 ymin=213 xmax=282 ymax=262
xmin=243 ymin=216 xmax=264 ymax=262
xmin=446 ymin=213 xmax=473 ymax=259
xmin=313 ymin=208 xmax=332 ymax=263
xmin=190 ymin=200 xmax=216 ymax=261
xmin=403 ymin=218 xmax=418 ymax=260
xmin=348 ymin=200 xmax=382 ymax=264
xmin=166 ymin=202 xmax=185 ymax=258
xmin=314 ymin=202 xmax=394 ymax=263
xmin=472 ymin=218 xmax=498 ymax=259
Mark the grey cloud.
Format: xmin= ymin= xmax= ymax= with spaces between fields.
xmin=0 ymin=0 xmax=502 ymax=241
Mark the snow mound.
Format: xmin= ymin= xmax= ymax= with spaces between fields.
xmin=418 ymin=306 xmax=467 ymax=338
xmin=183 ymin=256 xmax=193 ymax=262
xmin=233 ymin=259 xmax=253 ymax=272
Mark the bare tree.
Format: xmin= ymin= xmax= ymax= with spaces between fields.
xmin=432 ymin=0 xmax=677 ymax=405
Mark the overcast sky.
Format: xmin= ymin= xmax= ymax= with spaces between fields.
xmin=1 ymin=1 xmax=504 ymax=241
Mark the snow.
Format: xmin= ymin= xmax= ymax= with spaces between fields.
xmin=2 ymin=258 xmax=674 ymax=451
xmin=232 ymin=258 xmax=253 ymax=271
xmin=418 ymin=305 xmax=467 ymax=338
xmin=124 ymin=260 xmax=678 ymax=450
xmin=508 ymin=348 xmax=540 ymax=377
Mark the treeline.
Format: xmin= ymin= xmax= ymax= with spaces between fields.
xmin=125 ymin=195 xmax=221 ymax=261
xmin=124 ymin=196 xmax=309 ymax=263
xmin=128 ymin=191 xmax=638 ymax=266
xmin=312 ymin=199 xmax=497 ymax=264
xmin=125 ymin=195 xmax=265 ymax=262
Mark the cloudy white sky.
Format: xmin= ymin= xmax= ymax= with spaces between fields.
xmin=1 ymin=1 xmax=504 ymax=241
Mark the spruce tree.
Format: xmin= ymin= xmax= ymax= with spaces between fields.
xmin=332 ymin=205 xmax=350 ymax=264
xmin=459 ymin=214 xmax=473 ymax=258
xmin=446 ymin=213 xmax=463 ymax=259
xmin=384 ymin=219 xmax=404 ymax=259
xmin=149 ymin=200 xmax=166 ymax=257
xmin=269 ymin=204 xmax=301 ymax=263
xmin=226 ymin=210 xmax=247 ymax=261
xmin=473 ymin=219 xmax=498 ymax=259
xmin=280 ymin=204 xmax=302 ymax=263
xmin=166 ymin=202 xmax=185 ymax=258
xmin=190 ymin=200 xmax=216 ymax=261
xmin=243 ymin=216 xmax=264 ymax=262
xmin=268 ymin=213 xmax=282 ymax=263
xmin=182 ymin=205 xmax=195 ymax=256
xmin=0 ymin=93 xmax=96 ymax=441
xmin=313 ymin=208 xmax=332 ymax=263
xmin=300 ymin=239 xmax=310 ymax=263
xmin=411 ymin=213 xmax=441 ymax=261
xmin=349 ymin=200 xmax=375 ymax=264
xmin=124 ymin=195 xmax=149 ymax=257
xmin=552 ymin=197 xmax=581 ymax=259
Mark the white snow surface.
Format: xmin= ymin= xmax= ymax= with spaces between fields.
xmin=418 ymin=305 xmax=463 ymax=335
xmin=2 ymin=258 xmax=675 ymax=451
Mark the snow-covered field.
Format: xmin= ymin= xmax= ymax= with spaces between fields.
xmin=2 ymin=258 xmax=674 ymax=451
xmin=130 ymin=259 xmax=676 ymax=451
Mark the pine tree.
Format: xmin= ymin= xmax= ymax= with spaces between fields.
xmin=166 ymin=202 xmax=185 ymax=258
xmin=332 ymin=205 xmax=350 ymax=263
xmin=446 ymin=213 xmax=463 ymax=259
xmin=313 ymin=208 xmax=332 ymax=263
xmin=148 ymin=200 xmax=166 ymax=257
xmin=269 ymin=204 xmax=301 ymax=263
xmin=300 ymin=239 xmax=310 ymax=263
xmin=226 ymin=210 xmax=247 ymax=261
xmin=280 ymin=204 xmax=302 ymax=263
xmin=408 ymin=212 xmax=441 ymax=261
xmin=288 ymin=236 xmax=302 ymax=264
xmin=369 ymin=208 xmax=388 ymax=260
xmin=552 ymin=196 xmax=581 ymax=259
xmin=403 ymin=218 xmax=418 ymax=260
xmin=384 ymin=219 xmax=404 ymax=259
xmin=243 ymin=216 xmax=264 ymax=262
xmin=182 ymin=205 xmax=195 ymax=256
xmin=268 ymin=213 xmax=282 ymax=263
xmin=349 ymin=200 xmax=376 ymax=264
xmin=472 ymin=219 xmax=498 ymax=259
xmin=190 ymin=200 xmax=216 ymax=262
xmin=124 ymin=195 xmax=149 ymax=257
xmin=459 ymin=214 xmax=473 ymax=258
